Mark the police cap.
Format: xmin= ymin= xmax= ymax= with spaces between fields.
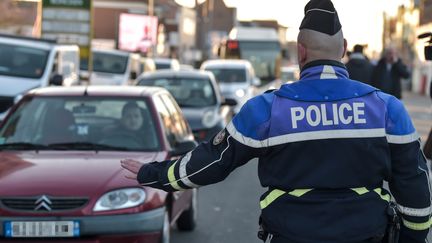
xmin=299 ymin=0 xmax=342 ymax=36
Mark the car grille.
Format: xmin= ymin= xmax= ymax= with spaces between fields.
xmin=0 ymin=96 xmax=14 ymax=113
xmin=0 ymin=197 xmax=89 ymax=212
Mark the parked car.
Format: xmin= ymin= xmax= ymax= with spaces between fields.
xmin=0 ymin=34 xmax=80 ymax=121
xmin=281 ymin=65 xmax=300 ymax=83
xmin=153 ymin=58 xmax=180 ymax=71
xmin=200 ymin=59 xmax=260 ymax=114
xmin=80 ymin=49 xmax=141 ymax=86
xmin=267 ymin=65 xmax=301 ymax=90
xmin=136 ymin=70 xmax=236 ymax=142
xmin=0 ymin=86 xmax=198 ymax=243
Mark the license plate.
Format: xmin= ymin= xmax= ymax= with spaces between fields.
xmin=4 ymin=221 xmax=80 ymax=238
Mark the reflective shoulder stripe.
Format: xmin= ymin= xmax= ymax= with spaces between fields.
xmin=351 ymin=187 xmax=369 ymax=195
xmin=260 ymin=189 xmax=286 ymax=209
xmin=397 ymin=204 xmax=432 ymax=217
xmin=373 ymin=188 xmax=390 ymax=202
xmin=402 ymin=218 xmax=432 ymax=231
xmin=167 ymin=161 xmax=183 ymax=191
xmin=228 ymin=121 xmax=386 ymax=148
xmin=288 ymin=189 xmax=312 ymax=197
xmin=386 ymin=132 xmax=419 ymax=144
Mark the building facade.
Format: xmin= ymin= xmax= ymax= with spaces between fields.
xmin=413 ymin=0 xmax=432 ymax=94
xmin=195 ymin=0 xmax=236 ymax=61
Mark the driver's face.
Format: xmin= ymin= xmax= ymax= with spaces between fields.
xmin=122 ymin=107 xmax=143 ymax=131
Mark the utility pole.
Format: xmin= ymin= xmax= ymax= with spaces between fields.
xmin=149 ymin=0 xmax=154 ymax=16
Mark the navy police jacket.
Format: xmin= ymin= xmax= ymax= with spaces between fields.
xmin=137 ymin=61 xmax=431 ymax=243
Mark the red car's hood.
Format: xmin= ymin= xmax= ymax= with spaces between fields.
xmin=0 ymin=151 xmax=166 ymax=197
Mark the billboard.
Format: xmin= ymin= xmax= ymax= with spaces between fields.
xmin=118 ymin=13 xmax=158 ymax=53
xmin=42 ymin=0 xmax=92 ymax=60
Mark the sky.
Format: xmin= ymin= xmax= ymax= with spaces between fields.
xmin=175 ymin=0 xmax=413 ymax=54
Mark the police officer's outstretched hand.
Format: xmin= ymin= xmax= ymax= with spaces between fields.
xmin=121 ymin=158 xmax=170 ymax=190
xmin=121 ymin=159 xmax=143 ymax=180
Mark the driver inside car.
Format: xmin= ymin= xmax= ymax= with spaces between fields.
xmin=120 ymin=102 xmax=144 ymax=132
xmin=100 ymin=102 xmax=149 ymax=149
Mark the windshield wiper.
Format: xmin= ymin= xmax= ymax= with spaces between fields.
xmin=47 ymin=142 xmax=131 ymax=151
xmin=0 ymin=142 xmax=48 ymax=151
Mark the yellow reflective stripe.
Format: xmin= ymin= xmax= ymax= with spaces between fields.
xmin=167 ymin=162 xmax=182 ymax=190
xmin=288 ymin=189 xmax=312 ymax=197
xmin=260 ymin=189 xmax=286 ymax=209
xmin=351 ymin=187 xmax=369 ymax=195
xmin=351 ymin=188 xmax=390 ymax=202
xmin=373 ymin=188 xmax=390 ymax=202
xmin=402 ymin=218 xmax=432 ymax=231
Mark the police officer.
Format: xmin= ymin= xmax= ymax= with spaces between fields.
xmin=121 ymin=0 xmax=431 ymax=242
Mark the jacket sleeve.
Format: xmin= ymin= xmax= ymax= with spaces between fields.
xmin=384 ymin=95 xmax=432 ymax=242
xmin=136 ymin=94 xmax=273 ymax=192
xmin=136 ymin=128 xmax=265 ymax=192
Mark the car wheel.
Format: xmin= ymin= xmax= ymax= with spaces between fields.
xmin=159 ymin=210 xmax=170 ymax=243
xmin=176 ymin=188 xmax=198 ymax=231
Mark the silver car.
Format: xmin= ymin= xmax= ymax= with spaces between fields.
xmin=136 ymin=70 xmax=236 ymax=142
xmin=200 ymin=59 xmax=261 ymax=114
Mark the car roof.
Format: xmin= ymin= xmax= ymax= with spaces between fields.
xmin=200 ymin=59 xmax=252 ymax=68
xmin=27 ymin=86 xmax=168 ymax=97
xmin=0 ymin=34 xmax=58 ymax=50
xmin=138 ymin=69 xmax=213 ymax=80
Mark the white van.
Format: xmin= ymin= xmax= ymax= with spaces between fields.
xmin=81 ymin=49 xmax=141 ymax=86
xmin=200 ymin=59 xmax=260 ymax=114
xmin=0 ymin=34 xmax=80 ymax=120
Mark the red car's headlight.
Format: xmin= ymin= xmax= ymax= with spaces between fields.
xmin=93 ymin=188 xmax=146 ymax=212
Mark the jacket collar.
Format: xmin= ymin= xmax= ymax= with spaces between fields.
xmin=275 ymin=60 xmax=378 ymax=101
xmin=300 ymin=60 xmax=349 ymax=80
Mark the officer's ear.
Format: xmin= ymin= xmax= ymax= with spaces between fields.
xmin=342 ymin=38 xmax=348 ymax=58
xmin=298 ymin=43 xmax=307 ymax=67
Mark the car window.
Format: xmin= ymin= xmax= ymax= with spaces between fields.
xmin=138 ymin=77 xmax=217 ymax=107
xmin=91 ymin=52 xmax=128 ymax=74
xmin=0 ymin=97 xmax=159 ymax=151
xmin=281 ymin=71 xmax=296 ymax=81
xmin=160 ymin=94 xmax=190 ymax=138
xmin=205 ymin=68 xmax=247 ymax=83
xmin=0 ymin=43 xmax=49 ymax=79
xmin=155 ymin=62 xmax=171 ymax=70
xmin=153 ymin=95 xmax=176 ymax=147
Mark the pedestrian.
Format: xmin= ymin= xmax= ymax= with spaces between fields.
xmin=345 ymin=44 xmax=374 ymax=85
xmin=370 ymin=46 xmax=411 ymax=99
xmin=121 ymin=0 xmax=431 ymax=242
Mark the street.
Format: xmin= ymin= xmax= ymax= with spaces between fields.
xmin=172 ymin=91 xmax=432 ymax=243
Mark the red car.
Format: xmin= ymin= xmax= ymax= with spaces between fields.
xmin=0 ymin=86 xmax=198 ymax=243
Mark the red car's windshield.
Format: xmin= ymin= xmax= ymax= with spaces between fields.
xmin=0 ymin=96 xmax=160 ymax=151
